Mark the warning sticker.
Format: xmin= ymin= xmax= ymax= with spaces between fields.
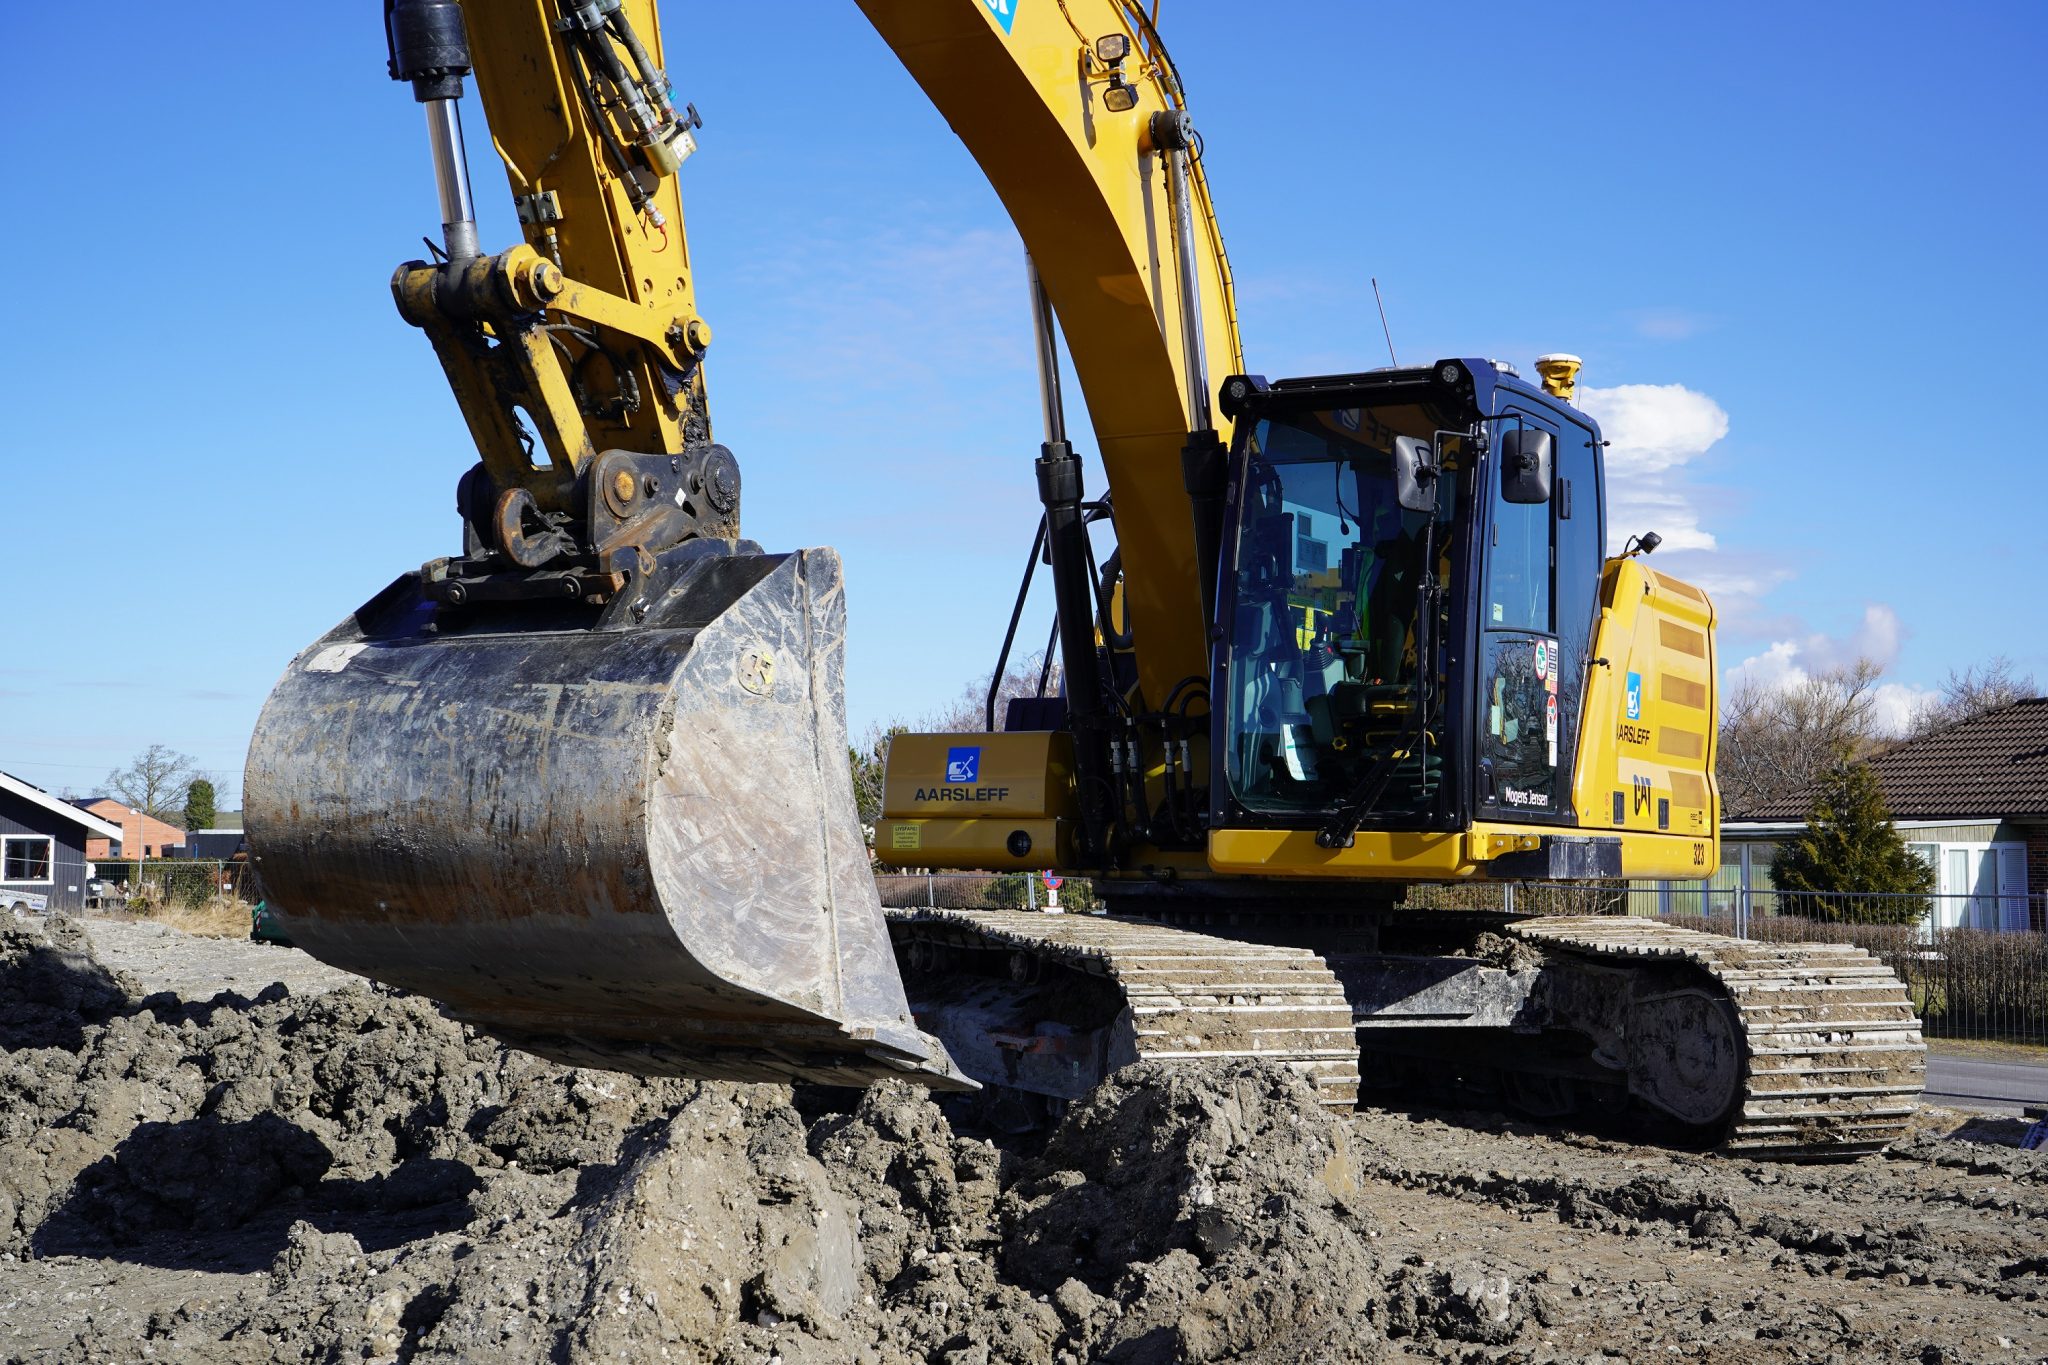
xmin=890 ymin=824 xmax=921 ymax=851
xmin=1533 ymin=639 xmax=1550 ymax=682
xmin=1545 ymin=694 xmax=1559 ymax=767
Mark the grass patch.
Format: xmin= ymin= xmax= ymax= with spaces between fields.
xmin=152 ymin=895 xmax=253 ymax=940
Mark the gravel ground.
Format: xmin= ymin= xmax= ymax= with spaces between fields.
xmin=68 ymin=918 xmax=357 ymax=1003
xmin=4 ymin=914 xmax=2046 ymax=1364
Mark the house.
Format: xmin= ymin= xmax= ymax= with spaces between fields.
xmin=1 ymin=770 xmax=123 ymax=913
xmin=1719 ymin=697 xmax=2048 ymax=932
xmin=74 ymin=798 xmax=186 ymax=861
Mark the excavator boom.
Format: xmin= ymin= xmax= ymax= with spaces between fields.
xmin=244 ymin=0 xmax=1234 ymax=1088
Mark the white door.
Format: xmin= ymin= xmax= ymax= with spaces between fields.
xmin=1940 ymin=843 xmax=2028 ymax=931
xmin=1997 ymin=845 xmax=2030 ymax=931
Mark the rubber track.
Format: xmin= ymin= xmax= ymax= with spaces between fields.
xmin=1509 ymin=916 xmax=1926 ymax=1159
xmin=888 ymin=910 xmax=1360 ymax=1108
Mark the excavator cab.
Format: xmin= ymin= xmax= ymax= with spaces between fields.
xmin=1207 ymin=360 xmax=1608 ymax=856
xmin=1218 ymin=389 xmax=1458 ymax=828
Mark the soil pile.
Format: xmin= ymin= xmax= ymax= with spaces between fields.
xmin=1000 ymin=1064 xmax=1380 ymax=1361
xmin=0 ymin=917 xmax=1385 ymax=1364
xmin=7 ymin=915 xmax=2048 ymax=1364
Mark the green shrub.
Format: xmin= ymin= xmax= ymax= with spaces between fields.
xmin=1774 ymin=760 xmax=1934 ymax=925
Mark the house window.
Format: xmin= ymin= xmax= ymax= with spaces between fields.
xmin=1932 ymin=842 xmax=2030 ymax=931
xmin=3 ymin=837 xmax=54 ymax=883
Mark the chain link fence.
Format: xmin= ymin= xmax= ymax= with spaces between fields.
xmin=85 ymin=859 xmax=251 ymax=911
xmin=875 ymin=872 xmax=1102 ymax=913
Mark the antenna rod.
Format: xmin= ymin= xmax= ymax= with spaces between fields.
xmin=1371 ymin=277 xmax=1397 ymax=366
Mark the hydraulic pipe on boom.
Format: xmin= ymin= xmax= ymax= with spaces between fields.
xmin=1152 ymin=109 xmax=1229 ymax=636
xmin=1026 ymin=255 xmax=1112 ymax=859
xmin=389 ymin=0 xmax=481 ymax=265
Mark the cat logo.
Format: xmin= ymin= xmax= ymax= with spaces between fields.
xmin=1631 ymin=774 xmax=1654 ymax=816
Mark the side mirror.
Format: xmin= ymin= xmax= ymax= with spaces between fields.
xmin=1392 ymin=435 xmax=1439 ymax=513
xmin=1500 ymin=427 xmax=1553 ymax=504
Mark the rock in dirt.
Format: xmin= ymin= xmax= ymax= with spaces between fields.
xmin=1381 ymin=1258 xmax=1522 ymax=1345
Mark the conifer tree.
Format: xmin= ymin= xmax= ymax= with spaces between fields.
xmin=183 ymin=778 xmax=217 ymax=834
xmin=1774 ymin=757 xmax=1934 ymax=925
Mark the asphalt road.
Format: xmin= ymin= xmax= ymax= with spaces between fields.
xmin=1923 ymin=1049 xmax=2048 ymax=1114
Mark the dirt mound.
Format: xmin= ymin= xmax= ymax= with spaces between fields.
xmin=2 ymin=916 xmax=1388 ymax=1363
xmin=0 ymin=918 xmax=136 ymax=1051
xmin=1003 ymin=1061 xmax=1381 ymax=1362
xmin=9 ymin=915 xmax=2048 ymax=1364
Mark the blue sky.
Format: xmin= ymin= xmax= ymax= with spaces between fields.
xmin=3 ymin=1 xmax=2043 ymax=801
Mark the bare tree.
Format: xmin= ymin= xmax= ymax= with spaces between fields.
xmin=847 ymin=721 xmax=903 ymax=833
xmin=1909 ymin=655 xmax=2037 ymax=736
xmin=103 ymin=745 xmax=203 ymax=824
xmin=1717 ymin=659 xmax=1884 ymax=818
xmin=919 ymin=651 xmax=1066 ymax=735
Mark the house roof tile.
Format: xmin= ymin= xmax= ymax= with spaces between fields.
xmin=1737 ymin=696 xmax=2048 ymax=822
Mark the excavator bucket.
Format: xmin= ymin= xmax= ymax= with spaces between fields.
xmin=244 ymin=546 xmax=969 ymax=1089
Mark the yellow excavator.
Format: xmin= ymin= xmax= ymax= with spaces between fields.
xmin=246 ymin=0 xmax=1923 ymax=1157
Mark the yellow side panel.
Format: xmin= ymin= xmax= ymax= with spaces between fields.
xmin=1571 ymin=560 xmax=1720 ymax=857
xmin=1208 ymin=824 xmax=1712 ymax=882
xmin=875 ymin=817 xmax=1071 ymax=871
xmin=882 ymin=731 xmax=1078 ymax=821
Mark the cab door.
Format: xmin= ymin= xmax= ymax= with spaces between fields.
xmin=1474 ymin=406 xmax=1569 ymax=824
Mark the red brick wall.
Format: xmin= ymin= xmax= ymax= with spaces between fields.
xmin=79 ymin=801 xmax=186 ymax=862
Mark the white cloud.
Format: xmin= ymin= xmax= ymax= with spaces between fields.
xmin=1729 ymin=639 xmax=1804 ymax=692
xmin=1727 ymin=603 xmax=1906 ymax=684
xmin=1868 ymin=682 xmax=1940 ymax=736
xmin=1723 ymin=603 xmax=1936 ymax=736
xmin=1806 ymin=603 xmax=1904 ymax=673
xmin=1576 ymin=382 xmax=1730 ymax=554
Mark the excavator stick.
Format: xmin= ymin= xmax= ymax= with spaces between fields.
xmin=245 ymin=546 xmax=969 ymax=1089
